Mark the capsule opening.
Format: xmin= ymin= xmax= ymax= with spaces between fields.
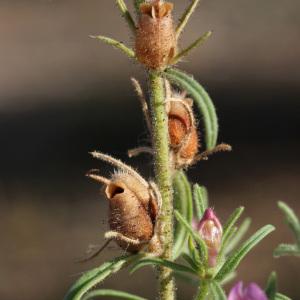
xmin=106 ymin=183 xmax=125 ymax=198
xmin=140 ymin=2 xmax=173 ymax=18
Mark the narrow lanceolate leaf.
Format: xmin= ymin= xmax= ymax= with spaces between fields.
xmin=174 ymin=272 xmax=199 ymax=286
xmin=215 ymin=225 xmax=275 ymax=281
xmin=219 ymin=272 xmax=237 ymax=286
xmin=174 ymin=210 xmax=208 ymax=264
xmin=171 ymin=31 xmax=212 ymax=64
xmin=164 ymin=68 xmax=218 ymax=150
xmin=89 ymin=35 xmax=135 ymax=59
xmin=278 ymin=201 xmax=300 ymax=245
xmin=222 ymin=207 xmax=245 ymax=247
xmin=210 ymin=281 xmax=227 ymax=300
xmin=275 ymin=293 xmax=292 ymax=300
xmin=64 ymin=255 xmax=137 ymax=300
xmin=273 ymin=243 xmax=300 ymax=257
xmin=182 ymin=253 xmax=199 ymax=271
xmin=173 ymin=171 xmax=194 ymax=259
xmin=176 ymin=0 xmax=201 ymax=39
xmin=83 ymin=289 xmax=146 ymax=300
xmin=115 ymin=0 xmax=137 ymax=33
xmin=265 ymin=272 xmax=277 ymax=300
xmin=224 ymin=218 xmax=251 ymax=254
xmin=130 ymin=257 xmax=198 ymax=275
xmin=193 ymin=184 xmax=208 ymax=220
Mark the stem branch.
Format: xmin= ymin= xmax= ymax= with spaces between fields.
xmin=148 ymin=70 xmax=175 ymax=300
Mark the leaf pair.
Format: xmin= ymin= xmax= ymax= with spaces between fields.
xmin=64 ymin=255 xmax=142 ymax=300
xmin=274 ymin=201 xmax=300 ymax=257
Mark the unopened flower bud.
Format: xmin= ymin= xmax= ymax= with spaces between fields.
xmin=228 ymin=281 xmax=268 ymax=300
xmin=193 ymin=208 xmax=222 ymax=267
xmin=135 ymin=0 xmax=176 ymax=69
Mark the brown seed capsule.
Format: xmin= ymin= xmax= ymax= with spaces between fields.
xmin=106 ymin=173 xmax=157 ymax=252
xmin=88 ymin=152 xmax=160 ymax=253
xmin=167 ymin=94 xmax=199 ymax=168
xmin=135 ymin=0 xmax=176 ymax=69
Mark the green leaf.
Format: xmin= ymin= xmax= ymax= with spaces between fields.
xmin=174 ymin=272 xmax=200 ymax=286
xmin=222 ymin=207 xmax=245 ymax=248
xmin=64 ymin=255 xmax=138 ymax=300
xmin=219 ymin=272 xmax=237 ymax=286
xmin=193 ymin=184 xmax=208 ymax=220
xmin=265 ymin=272 xmax=277 ymax=300
xmin=83 ymin=289 xmax=147 ymax=300
xmin=182 ymin=253 xmax=200 ymax=271
xmin=115 ymin=0 xmax=136 ymax=33
xmin=89 ymin=35 xmax=135 ymax=59
xmin=130 ymin=257 xmax=197 ymax=275
xmin=164 ymin=68 xmax=218 ymax=150
xmin=215 ymin=225 xmax=275 ymax=281
xmin=176 ymin=0 xmax=201 ymax=39
xmin=224 ymin=218 xmax=251 ymax=254
xmin=210 ymin=281 xmax=227 ymax=300
xmin=173 ymin=171 xmax=194 ymax=259
xmin=174 ymin=210 xmax=208 ymax=265
xmin=273 ymin=243 xmax=300 ymax=257
xmin=275 ymin=293 xmax=292 ymax=300
xmin=278 ymin=201 xmax=300 ymax=245
xmin=171 ymin=31 xmax=212 ymax=64
xmin=188 ymin=236 xmax=204 ymax=271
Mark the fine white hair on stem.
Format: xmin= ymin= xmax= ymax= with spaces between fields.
xmin=131 ymin=77 xmax=152 ymax=132
xmin=90 ymin=151 xmax=149 ymax=187
xmin=104 ymin=231 xmax=141 ymax=245
xmin=149 ymin=181 xmax=162 ymax=211
xmin=128 ymin=146 xmax=153 ymax=158
xmin=164 ymin=79 xmax=172 ymax=99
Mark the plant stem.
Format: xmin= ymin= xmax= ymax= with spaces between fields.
xmin=148 ymin=70 xmax=175 ymax=300
xmin=195 ymin=280 xmax=209 ymax=300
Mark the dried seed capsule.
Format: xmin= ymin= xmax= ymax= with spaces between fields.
xmin=88 ymin=152 xmax=160 ymax=253
xmin=165 ymin=81 xmax=231 ymax=168
xmin=135 ymin=0 xmax=176 ymax=69
xmin=167 ymin=95 xmax=199 ymax=168
xmin=106 ymin=173 xmax=157 ymax=252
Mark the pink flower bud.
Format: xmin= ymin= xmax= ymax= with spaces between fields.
xmin=193 ymin=208 xmax=223 ymax=267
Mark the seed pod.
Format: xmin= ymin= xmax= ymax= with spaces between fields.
xmin=106 ymin=172 xmax=157 ymax=252
xmin=88 ymin=152 xmax=160 ymax=253
xmin=167 ymin=96 xmax=199 ymax=168
xmin=135 ymin=0 xmax=176 ymax=69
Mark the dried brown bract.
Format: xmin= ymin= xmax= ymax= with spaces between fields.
xmin=87 ymin=151 xmax=162 ymax=254
xmin=135 ymin=0 xmax=176 ymax=69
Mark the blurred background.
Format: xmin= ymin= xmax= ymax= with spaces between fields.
xmin=0 ymin=0 xmax=299 ymax=299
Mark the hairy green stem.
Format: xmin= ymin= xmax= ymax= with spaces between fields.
xmin=148 ymin=70 xmax=175 ymax=300
xmin=195 ymin=281 xmax=209 ymax=300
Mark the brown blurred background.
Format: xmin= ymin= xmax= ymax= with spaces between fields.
xmin=0 ymin=0 xmax=300 ymax=299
